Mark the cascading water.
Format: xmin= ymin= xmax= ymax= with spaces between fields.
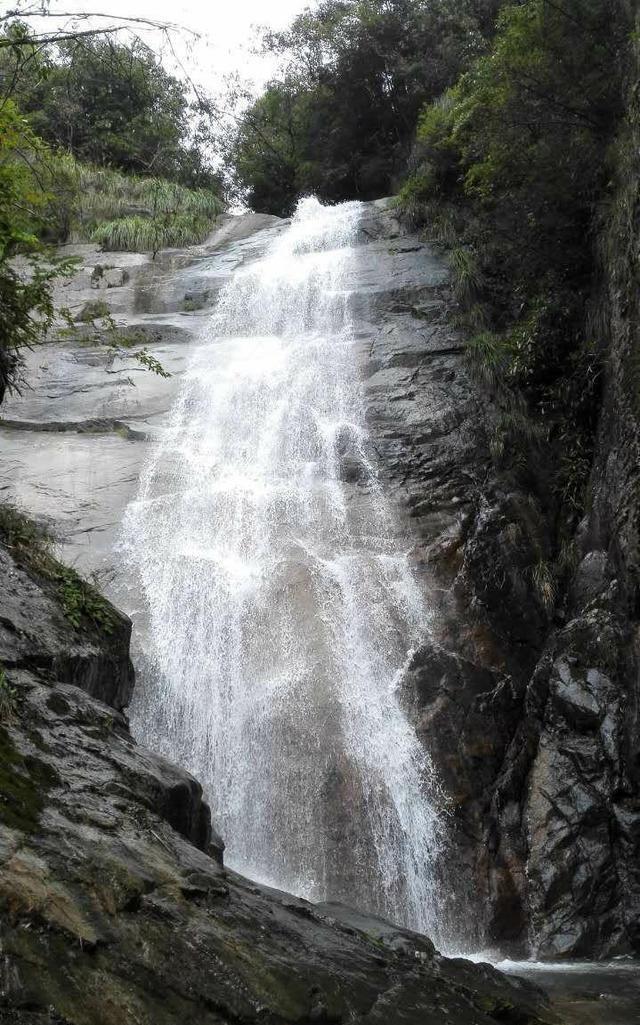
xmin=122 ymin=197 xmax=445 ymax=937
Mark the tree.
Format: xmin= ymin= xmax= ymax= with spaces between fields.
xmin=0 ymin=27 xmax=216 ymax=188
xmin=226 ymin=0 xmax=499 ymax=214
xmin=0 ymin=99 xmax=74 ymax=402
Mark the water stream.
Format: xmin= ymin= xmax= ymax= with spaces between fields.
xmin=121 ymin=198 xmax=444 ymax=937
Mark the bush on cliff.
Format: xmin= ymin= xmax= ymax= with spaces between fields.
xmin=398 ymin=0 xmax=633 ymax=516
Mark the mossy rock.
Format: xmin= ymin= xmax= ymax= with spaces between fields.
xmin=75 ymin=299 xmax=110 ymax=323
xmin=0 ymin=504 xmax=117 ymax=635
xmin=0 ymin=727 xmax=57 ymax=833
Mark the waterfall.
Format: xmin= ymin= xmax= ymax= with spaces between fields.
xmin=122 ymin=197 xmax=444 ymax=937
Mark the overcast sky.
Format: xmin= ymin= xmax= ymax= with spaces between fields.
xmin=21 ymin=0 xmax=310 ymax=94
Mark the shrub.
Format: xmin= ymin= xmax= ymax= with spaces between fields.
xmin=0 ymin=504 xmax=117 ymax=634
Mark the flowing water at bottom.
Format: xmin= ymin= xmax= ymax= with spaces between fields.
xmin=121 ymin=198 xmax=445 ymax=939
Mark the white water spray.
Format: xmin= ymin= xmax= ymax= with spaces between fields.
xmin=122 ymin=198 xmax=444 ymax=936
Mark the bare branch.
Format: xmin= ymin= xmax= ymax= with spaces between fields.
xmin=0 ymin=25 xmax=123 ymax=47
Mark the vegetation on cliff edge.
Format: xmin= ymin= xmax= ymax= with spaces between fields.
xmin=0 ymin=22 xmax=223 ymax=401
xmin=398 ymin=0 xmax=633 ymax=523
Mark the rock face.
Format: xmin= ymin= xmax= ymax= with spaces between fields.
xmin=2 ymin=188 xmax=640 ymax=965
xmin=354 ymin=180 xmax=640 ymax=955
xmin=0 ymin=541 xmax=556 ymax=1023
xmin=349 ymin=202 xmax=549 ymax=952
xmin=506 ymin=47 xmax=640 ymax=956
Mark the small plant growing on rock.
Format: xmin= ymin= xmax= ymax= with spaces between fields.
xmin=0 ymin=669 xmax=17 ymax=722
xmin=62 ymin=309 xmax=170 ymax=379
xmin=75 ymin=299 xmax=110 ymax=323
xmin=532 ymin=559 xmax=557 ymax=613
xmin=0 ymin=503 xmax=117 ymax=634
xmin=57 ymin=570 xmax=116 ymax=632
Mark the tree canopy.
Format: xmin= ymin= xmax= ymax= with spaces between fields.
xmin=1 ymin=27 xmax=217 ymax=188
xmin=0 ymin=14 xmax=223 ymax=404
xmin=225 ymin=0 xmax=502 ymax=214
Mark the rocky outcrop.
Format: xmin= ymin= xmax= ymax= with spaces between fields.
xmin=355 ymin=70 xmax=640 ymax=957
xmin=0 ymin=539 xmax=557 ymax=1023
xmin=493 ymin=25 xmax=640 ymax=958
xmin=352 ymin=0 xmax=640 ymax=962
xmin=0 ymin=547 xmax=134 ymax=712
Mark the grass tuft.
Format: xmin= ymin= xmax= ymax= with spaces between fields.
xmin=0 ymin=504 xmax=117 ymax=634
xmin=44 ymin=153 xmax=223 ymax=252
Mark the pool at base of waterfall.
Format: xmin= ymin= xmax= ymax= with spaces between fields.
xmin=464 ymin=957 xmax=640 ymax=1024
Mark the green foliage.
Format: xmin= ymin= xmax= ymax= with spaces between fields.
xmin=0 ymin=97 xmax=216 ymax=401
xmin=62 ymin=308 xmax=171 ymax=380
xmin=226 ymin=0 xmax=500 ymax=214
xmin=91 ymin=212 xmax=213 ymax=253
xmin=0 ymin=669 xmax=17 ymax=723
xmin=449 ymin=246 xmax=483 ymax=306
xmin=0 ymin=503 xmax=118 ymax=634
xmin=41 ymin=159 xmax=222 ymax=248
xmin=406 ymin=0 xmax=629 ymax=331
xmin=398 ymin=0 xmax=632 ymax=522
xmin=1 ymin=30 xmax=219 ymax=189
xmin=466 ymin=331 xmax=514 ymax=389
xmin=0 ymin=100 xmax=78 ymax=401
xmin=56 ymin=570 xmax=114 ymax=631
xmin=0 ymin=24 xmax=223 ymax=251
xmin=0 ymin=99 xmax=47 ymax=255
xmin=227 ymin=82 xmax=304 ymax=217
xmin=23 ymin=151 xmax=221 ymax=249
xmin=0 ymin=254 xmax=73 ymax=401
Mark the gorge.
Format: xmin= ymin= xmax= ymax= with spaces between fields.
xmin=0 ymin=196 xmax=556 ymax=1024
xmin=4 ymin=1 xmax=640 ymax=1021
xmin=2 ymin=183 xmax=640 ymax=1022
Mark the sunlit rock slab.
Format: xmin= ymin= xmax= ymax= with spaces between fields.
xmin=2 ymin=335 xmax=194 ymax=425
xmin=0 ymin=213 xmax=289 ymax=576
xmin=47 ymin=212 xmax=285 ymax=319
xmin=0 ymin=428 xmax=143 ymax=576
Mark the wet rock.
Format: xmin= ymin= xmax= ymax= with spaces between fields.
xmin=0 ymin=545 xmax=556 ymax=1025
xmin=568 ymin=550 xmax=611 ymax=607
xmin=91 ymin=265 xmax=128 ymax=289
xmin=550 ymin=660 xmax=603 ymax=729
xmin=0 ymin=548 xmax=133 ymax=711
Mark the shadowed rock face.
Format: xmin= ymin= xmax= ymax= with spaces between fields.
xmin=0 ymin=542 xmax=556 ymax=1024
xmin=356 ymin=181 xmax=640 ymax=958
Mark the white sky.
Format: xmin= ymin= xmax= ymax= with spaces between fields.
xmin=7 ymin=0 xmax=310 ymax=94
